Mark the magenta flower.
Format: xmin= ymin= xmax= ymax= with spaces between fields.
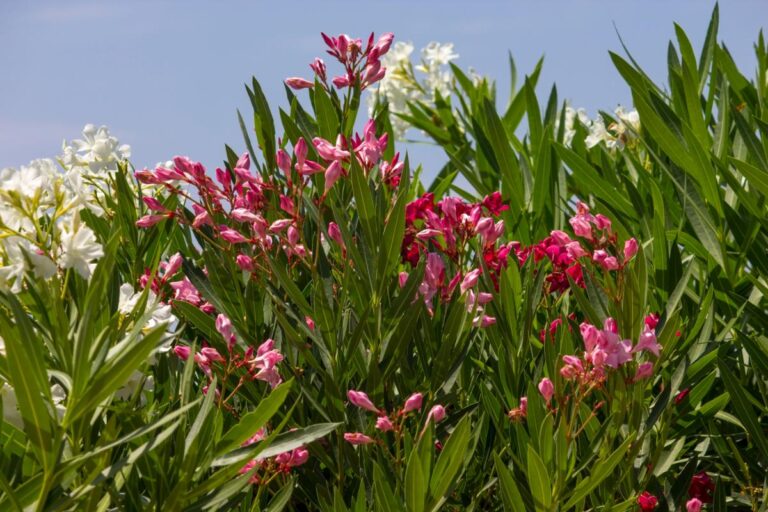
xmin=624 ymin=237 xmax=639 ymax=261
xmin=327 ymin=222 xmax=344 ymax=248
xmin=324 ymin=160 xmax=343 ymax=192
xmin=347 ymin=390 xmax=380 ymax=413
xmin=136 ymin=214 xmax=168 ymax=228
xmin=460 ymin=269 xmax=481 ymax=294
xmin=219 ymin=227 xmax=248 ymax=244
xmin=686 ymin=498 xmax=702 ymax=512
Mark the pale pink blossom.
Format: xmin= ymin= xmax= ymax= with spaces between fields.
xmin=686 ymin=498 xmax=702 ymax=512
xmin=633 ymin=362 xmax=654 ymax=382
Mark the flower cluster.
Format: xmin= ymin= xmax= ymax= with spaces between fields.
xmin=239 ymin=427 xmax=309 ymax=485
xmin=513 ymin=201 xmax=638 ymax=294
xmin=558 ymin=315 xmax=661 ymax=389
xmin=343 ymin=389 xmax=445 ymax=446
xmin=399 ymin=191 xmax=509 ymax=324
xmin=286 ymin=32 xmax=394 ymax=91
xmin=367 ymin=41 xmax=459 ymax=138
xmin=559 ymin=104 xmax=640 ymax=150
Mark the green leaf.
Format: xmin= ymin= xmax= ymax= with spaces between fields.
xmin=216 ymin=379 xmax=293 ymax=454
xmin=0 ymin=292 xmax=57 ymax=472
xmin=429 ymin=414 xmax=472 ymax=504
xmin=562 ymin=434 xmax=634 ymax=509
xmin=493 ymin=454 xmax=526 ymax=512
xmin=718 ymin=359 xmax=768 ymax=460
xmin=526 ymin=444 xmax=551 ymax=512
xmin=405 ymin=446 xmax=427 ymax=512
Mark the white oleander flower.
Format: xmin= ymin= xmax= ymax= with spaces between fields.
xmin=557 ymin=105 xmax=590 ymax=147
xmin=58 ymin=216 xmax=104 ymax=279
xmin=0 ymin=237 xmax=57 ymax=293
xmin=1 ymin=381 xmax=22 ymax=429
xmin=63 ymin=124 xmax=130 ymax=175
xmin=368 ymin=41 xmax=459 ymax=140
xmin=118 ymin=283 xmax=178 ymax=333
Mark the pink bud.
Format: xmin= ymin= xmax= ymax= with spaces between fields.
xmin=327 ymin=222 xmax=344 ymax=247
xmin=375 ymin=416 xmax=394 ymax=432
xmin=309 ymin=58 xmax=326 ymax=81
xmin=332 ymin=75 xmax=350 ymax=88
xmin=287 ymin=225 xmax=300 ymax=246
xmin=373 ymin=32 xmax=394 ymax=55
xmin=460 ymin=269 xmax=481 ymax=294
xmin=285 ymin=77 xmax=314 ymax=89
xmin=324 ymin=160 xmax=343 ymax=192
xmin=142 ymin=196 xmax=167 ymax=212
xmin=633 ymin=362 xmax=654 ymax=382
xmin=200 ymin=347 xmax=225 ymax=363
xmin=427 ymin=404 xmax=446 ymax=423
xmin=398 ymin=272 xmax=409 ymax=288
xmin=624 ymin=238 xmax=639 ymax=262
xmin=236 ymin=253 xmax=254 ymax=271
xmin=269 ymin=219 xmax=293 ymax=232
xmin=305 ymin=316 xmax=315 ymax=331
xmin=165 ymin=253 xmax=183 ymax=278
xmin=538 ymin=378 xmax=554 ymax=403
xmin=402 ymin=392 xmax=423 ymax=413
xmin=594 ymin=214 xmax=612 ymax=231
xmin=686 ymin=498 xmax=702 ymax=512
xmin=219 ymin=227 xmax=248 ymax=244
xmin=347 ymin=390 xmax=380 ymax=413
xmin=136 ymin=214 xmax=167 ymax=228
xmin=173 ymin=345 xmax=191 ymax=360
xmin=231 ymin=208 xmax=260 ymax=223
xmin=276 ymin=149 xmax=291 ymax=175
xmin=343 ymin=432 xmax=375 ymax=445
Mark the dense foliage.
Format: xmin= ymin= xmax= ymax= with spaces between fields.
xmin=1 ymin=8 xmax=766 ymax=511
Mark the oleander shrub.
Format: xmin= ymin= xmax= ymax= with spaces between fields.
xmin=1 ymin=7 xmax=766 ymax=511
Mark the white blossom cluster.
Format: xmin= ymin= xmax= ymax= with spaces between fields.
xmin=368 ymin=41 xmax=459 ymax=139
xmin=559 ymin=105 xmax=641 ymax=151
xmin=0 ymin=124 xmax=130 ymax=292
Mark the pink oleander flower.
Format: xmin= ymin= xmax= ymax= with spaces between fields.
xmin=275 ymin=447 xmax=310 ymax=467
xmin=686 ymin=498 xmax=702 ymax=512
xmin=310 ymin=57 xmax=326 ymax=81
xmin=594 ymin=214 xmax=612 ymax=231
xmin=347 ymin=390 xmax=380 ymax=413
xmin=633 ymin=362 xmax=654 ymax=382
xmin=637 ymin=491 xmax=658 ymax=511
xmin=285 ymin=77 xmax=314 ymax=89
xmin=242 ymin=427 xmax=267 ymax=447
xmin=427 ymin=404 xmax=446 ymax=423
xmin=313 ymin=137 xmax=350 ymax=162
xmin=305 ymin=316 xmax=316 ymax=331
xmin=375 ymin=415 xmax=394 ymax=432
xmin=270 ymin=219 xmax=293 ymax=232
xmin=344 ymin=432 xmax=375 ymax=445
xmin=398 ymin=271 xmax=409 ymax=288
xmin=538 ymin=377 xmax=554 ymax=403
xmin=460 ymin=268 xmax=481 ymax=294
xmin=216 ymin=314 xmax=236 ymax=348
xmin=633 ymin=325 xmax=662 ymax=357
xmin=402 ymin=392 xmax=423 ymax=413
xmin=644 ymin=313 xmax=660 ymax=329
xmin=170 ymin=277 xmax=202 ymax=304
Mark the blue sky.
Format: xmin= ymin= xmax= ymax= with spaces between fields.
xmin=1 ymin=1 xmax=765 ymax=181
